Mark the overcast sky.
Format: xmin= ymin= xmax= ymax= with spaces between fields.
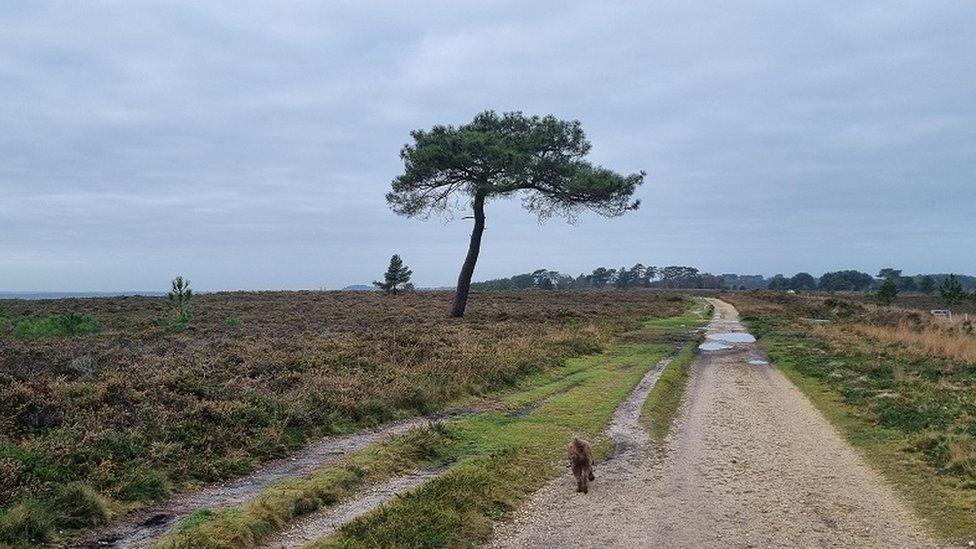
xmin=2 ymin=1 xmax=974 ymax=291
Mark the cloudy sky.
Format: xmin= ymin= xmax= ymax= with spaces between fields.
xmin=2 ymin=1 xmax=974 ymax=291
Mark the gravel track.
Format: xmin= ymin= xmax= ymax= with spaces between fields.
xmin=489 ymin=298 xmax=942 ymax=548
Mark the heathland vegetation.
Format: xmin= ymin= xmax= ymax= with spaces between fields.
xmin=0 ymin=290 xmax=687 ymax=546
xmin=726 ymin=291 xmax=976 ymax=540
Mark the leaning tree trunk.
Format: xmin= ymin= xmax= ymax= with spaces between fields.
xmin=451 ymin=194 xmax=486 ymax=318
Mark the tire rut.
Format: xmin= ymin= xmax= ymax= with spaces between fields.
xmin=260 ymin=463 xmax=453 ymax=548
xmin=72 ymin=404 xmax=490 ymax=548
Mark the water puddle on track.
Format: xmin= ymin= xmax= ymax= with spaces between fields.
xmin=700 ymin=342 xmax=733 ymax=351
xmin=707 ymin=332 xmax=756 ymax=344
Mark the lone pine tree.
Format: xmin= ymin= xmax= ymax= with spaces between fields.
xmin=167 ymin=276 xmax=193 ymax=325
xmin=387 ymin=111 xmax=644 ymax=317
xmin=374 ymin=254 xmax=413 ymax=294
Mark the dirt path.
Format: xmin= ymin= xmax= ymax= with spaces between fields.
xmin=73 ymin=405 xmax=488 ymax=548
xmin=489 ymin=298 xmax=942 ymax=548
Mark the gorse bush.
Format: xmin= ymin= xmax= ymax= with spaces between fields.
xmin=12 ymin=313 xmax=100 ymax=339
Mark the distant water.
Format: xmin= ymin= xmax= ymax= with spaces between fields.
xmin=0 ymin=291 xmax=166 ymax=300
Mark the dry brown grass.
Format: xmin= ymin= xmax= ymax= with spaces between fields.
xmin=817 ymin=322 xmax=976 ymax=364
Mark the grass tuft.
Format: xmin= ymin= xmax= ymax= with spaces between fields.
xmin=51 ymin=482 xmax=109 ymax=528
xmin=0 ymin=499 xmax=56 ymax=546
xmin=118 ymin=467 xmax=172 ymax=502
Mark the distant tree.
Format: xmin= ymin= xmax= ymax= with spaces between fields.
xmin=167 ymin=276 xmax=193 ymax=325
xmin=899 ymin=276 xmax=917 ymax=292
xmin=615 ymin=266 xmax=635 ymax=289
xmin=373 ymin=254 xmax=413 ymax=294
xmin=628 ymin=264 xmax=647 ymax=287
xmin=789 ymin=272 xmax=817 ymax=291
xmin=767 ymin=274 xmax=790 ymax=291
xmin=877 ymin=268 xmax=902 ymax=281
xmin=660 ymin=266 xmax=700 ymax=288
xmin=573 ymin=273 xmax=592 ymax=289
xmin=555 ymin=273 xmax=576 ymax=290
xmin=740 ymin=275 xmax=768 ymax=290
xmin=589 ymin=267 xmax=616 ymax=288
xmin=534 ymin=270 xmax=555 ymax=290
xmin=875 ymin=278 xmax=899 ymax=306
xmin=918 ymin=275 xmax=936 ymax=295
xmin=818 ymin=270 xmax=874 ymax=292
xmin=642 ymin=265 xmax=658 ymax=286
xmin=510 ymin=273 xmax=537 ymax=289
xmin=877 ymin=268 xmax=916 ymax=293
xmin=532 ymin=269 xmax=566 ymax=290
xmin=701 ymin=274 xmax=726 ymax=289
xmin=939 ymin=274 xmax=967 ymax=308
xmin=388 ymin=111 xmax=644 ymax=317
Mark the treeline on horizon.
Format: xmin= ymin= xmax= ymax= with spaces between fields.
xmin=470 ymin=265 xmax=976 ymax=293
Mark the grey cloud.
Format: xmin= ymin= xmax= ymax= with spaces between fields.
xmin=1 ymin=1 xmax=974 ymax=291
